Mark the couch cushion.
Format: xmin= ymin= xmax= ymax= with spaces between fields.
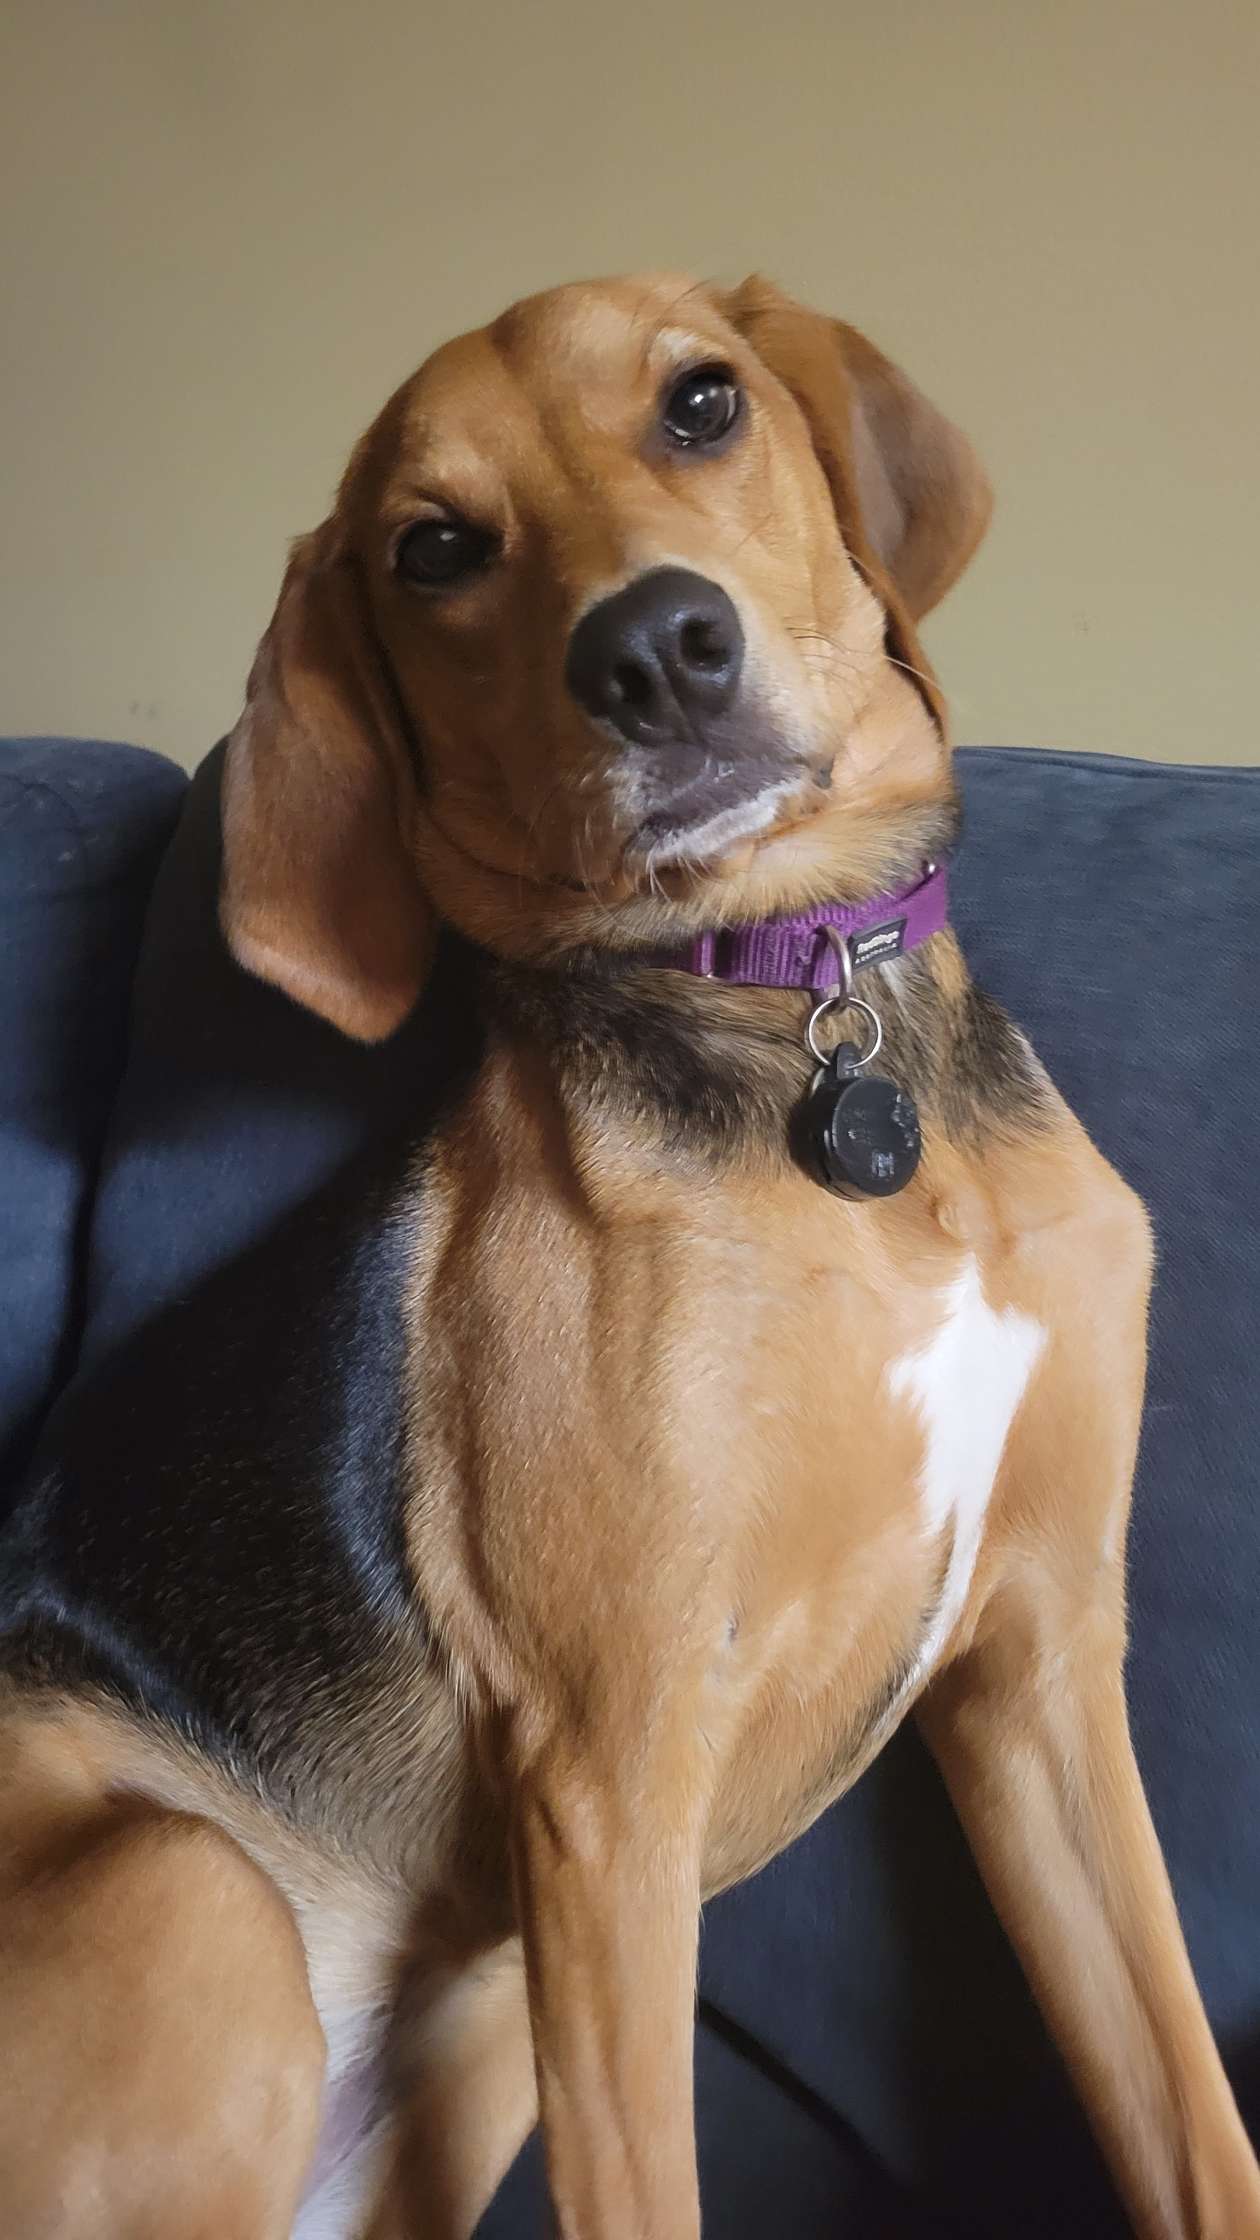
xmin=71 ymin=742 xmax=465 ymax=1373
xmin=0 ymin=739 xmax=186 ymax=1498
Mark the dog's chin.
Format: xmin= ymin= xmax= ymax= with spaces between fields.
xmin=623 ymin=770 xmax=828 ymax=888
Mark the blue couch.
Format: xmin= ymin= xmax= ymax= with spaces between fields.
xmin=3 ymin=734 xmax=1258 ymax=2236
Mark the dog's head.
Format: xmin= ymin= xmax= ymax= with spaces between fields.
xmin=222 ymin=274 xmax=990 ymax=1038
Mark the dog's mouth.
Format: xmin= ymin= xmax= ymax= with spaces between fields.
xmin=621 ymin=758 xmax=832 ymax=881
xmin=422 ymin=751 xmax=834 ymax=910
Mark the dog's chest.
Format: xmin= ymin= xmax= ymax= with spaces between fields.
xmin=690 ymin=1235 xmax=1045 ymax=1882
xmin=410 ymin=1141 xmax=1046 ymax=1874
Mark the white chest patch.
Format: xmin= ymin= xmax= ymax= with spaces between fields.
xmin=887 ymin=1258 xmax=1044 ymax=1683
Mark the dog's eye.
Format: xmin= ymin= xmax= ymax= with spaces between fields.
xmin=662 ymin=364 xmax=742 ymax=448
xmin=395 ymin=516 xmax=496 ymax=588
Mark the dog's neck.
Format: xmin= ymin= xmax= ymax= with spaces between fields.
xmin=486 ymin=924 xmax=1047 ymax=1177
xmin=480 ymin=705 xmax=1044 ymax=1171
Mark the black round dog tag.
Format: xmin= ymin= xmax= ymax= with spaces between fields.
xmin=805 ymin=1059 xmax=922 ymax=1198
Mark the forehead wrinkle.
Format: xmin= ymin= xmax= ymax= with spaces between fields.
xmin=477 ymin=311 xmax=639 ymax=482
xmin=480 ymin=320 xmax=602 ymax=519
xmin=382 ymin=438 xmax=501 ymax=519
xmin=506 ymin=301 xmax=643 ymax=415
xmin=386 ymin=334 xmax=548 ymax=515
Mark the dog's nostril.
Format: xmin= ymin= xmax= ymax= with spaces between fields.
xmin=680 ymin=617 xmax=729 ymax=671
xmin=612 ymin=661 xmax=655 ymax=711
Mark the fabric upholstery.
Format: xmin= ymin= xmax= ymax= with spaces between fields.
xmin=0 ymin=739 xmax=185 ymax=1497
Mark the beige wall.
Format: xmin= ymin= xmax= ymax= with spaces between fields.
xmin=3 ymin=0 xmax=1257 ymax=769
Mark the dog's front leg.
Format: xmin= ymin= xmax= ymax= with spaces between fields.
xmin=916 ymin=1290 xmax=1260 ymax=2240
xmin=920 ymin=1590 xmax=1260 ymax=2238
xmin=509 ymin=1727 xmax=705 ymax=2240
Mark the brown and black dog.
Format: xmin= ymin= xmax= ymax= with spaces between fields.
xmin=2 ymin=274 xmax=1258 ymax=2240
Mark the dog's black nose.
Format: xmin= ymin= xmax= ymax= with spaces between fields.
xmin=565 ymin=567 xmax=744 ymax=746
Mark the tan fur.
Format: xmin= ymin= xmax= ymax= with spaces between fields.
xmin=3 ymin=273 xmax=1257 ymax=2240
xmin=0 ymin=1714 xmax=326 ymax=2240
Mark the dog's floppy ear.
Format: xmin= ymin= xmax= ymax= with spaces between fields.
xmin=723 ymin=276 xmax=992 ymax=624
xmin=220 ymin=524 xmax=434 ymax=1042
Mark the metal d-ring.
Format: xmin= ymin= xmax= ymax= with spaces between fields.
xmin=805 ymin=993 xmax=884 ymax=1068
xmin=804 ymin=926 xmax=885 ymax=1068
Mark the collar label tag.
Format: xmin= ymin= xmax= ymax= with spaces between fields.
xmin=851 ymin=917 xmax=908 ymax=972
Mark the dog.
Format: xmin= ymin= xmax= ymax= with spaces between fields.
xmin=1 ymin=272 xmax=1258 ymax=2240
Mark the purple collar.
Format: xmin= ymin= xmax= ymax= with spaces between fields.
xmin=655 ymin=860 xmax=949 ymax=991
